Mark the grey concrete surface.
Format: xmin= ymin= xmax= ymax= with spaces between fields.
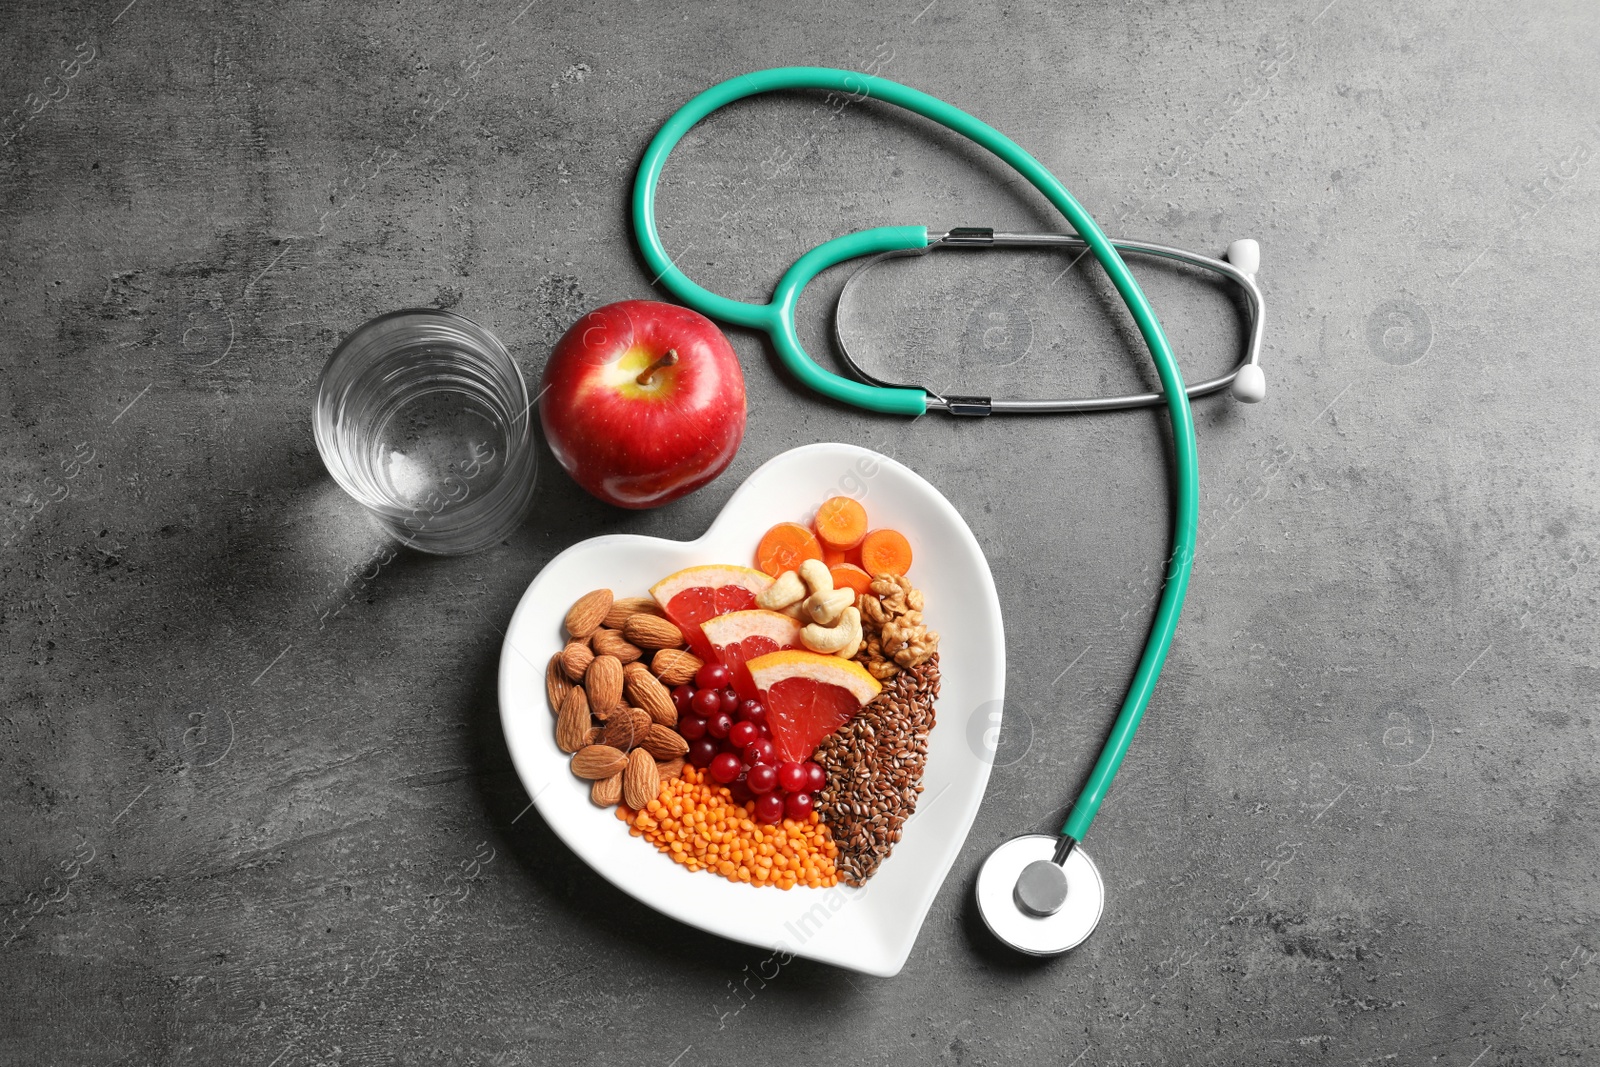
xmin=3 ymin=0 xmax=1598 ymax=1063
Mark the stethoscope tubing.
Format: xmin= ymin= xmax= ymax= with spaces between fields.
xmin=633 ymin=66 xmax=1199 ymax=848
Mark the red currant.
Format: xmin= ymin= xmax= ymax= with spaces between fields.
xmin=671 ymin=684 xmax=696 ymax=714
xmin=695 ymin=662 xmax=732 ymax=690
xmin=709 ymin=752 xmax=741 ymax=784
xmin=777 ymin=761 xmax=808 ymax=794
xmin=784 ymin=792 xmax=814 ymax=821
xmin=804 ymin=761 xmax=826 ymax=792
xmin=728 ymin=775 xmax=754 ymax=804
xmin=721 ymin=688 xmax=739 ymax=713
xmin=678 ymin=714 xmax=707 ymax=740
xmin=690 ymin=688 xmax=723 ymax=717
xmin=754 ymin=793 xmax=785 ymax=824
xmin=727 ymin=721 xmax=759 ymax=749
xmin=743 ymin=738 xmax=776 ymax=766
xmin=687 ymin=738 xmax=718 ymax=768
xmin=738 ymin=699 xmax=768 ymax=725
xmin=706 ymin=711 xmax=734 ymax=739
xmin=747 ymin=763 xmax=778 ymax=794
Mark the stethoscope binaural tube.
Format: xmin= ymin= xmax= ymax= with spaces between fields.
xmin=832 ymin=230 xmax=1267 ymax=414
xmin=633 ymin=66 xmax=1201 ymax=951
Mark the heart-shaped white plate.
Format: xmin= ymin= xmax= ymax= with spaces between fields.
xmin=498 ymin=442 xmax=1005 ymax=976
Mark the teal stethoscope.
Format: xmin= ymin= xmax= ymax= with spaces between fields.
xmin=634 ymin=67 xmax=1268 ymax=956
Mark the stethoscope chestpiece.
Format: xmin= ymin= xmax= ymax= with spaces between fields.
xmin=976 ymin=834 xmax=1105 ymax=956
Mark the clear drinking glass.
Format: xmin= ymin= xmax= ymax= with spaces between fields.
xmin=313 ymin=308 xmax=538 ymax=555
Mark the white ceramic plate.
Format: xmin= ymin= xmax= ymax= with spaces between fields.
xmin=498 ymin=443 xmax=1004 ymax=976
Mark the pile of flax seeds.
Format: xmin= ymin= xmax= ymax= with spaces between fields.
xmin=813 ymin=655 xmax=940 ymax=886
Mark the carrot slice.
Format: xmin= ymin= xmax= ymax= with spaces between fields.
xmin=822 ymin=545 xmax=848 ymax=567
xmin=858 ymin=529 xmax=912 ymax=577
xmin=756 ymin=522 xmax=824 ymax=577
xmin=829 ymin=563 xmax=873 ymax=596
xmin=813 ymin=496 xmax=869 ymax=551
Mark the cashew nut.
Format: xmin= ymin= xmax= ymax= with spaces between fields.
xmin=836 ymin=606 xmax=864 ymax=659
xmin=756 ymin=570 xmax=805 ymax=611
xmin=801 ymin=605 xmax=863 ymax=658
xmin=798 ymin=558 xmax=833 ymax=595
xmin=796 ymin=558 xmax=851 ymax=624
xmin=804 ymin=587 xmax=854 ymax=625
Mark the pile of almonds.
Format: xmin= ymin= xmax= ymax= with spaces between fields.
xmin=546 ymin=589 xmax=699 ymax=810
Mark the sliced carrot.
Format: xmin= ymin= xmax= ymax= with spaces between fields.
xmin=756 ymin=522 xmax=824 ymax=577
xmin=825 ymin=541 xmax=863 ymax=568
xmin=813 ymin=496 xmax=869 ymax=551
xmin=858 ymin=528 xmax=913 ymax=577
xmin=829 ymin=563 xmax=873 ymax=596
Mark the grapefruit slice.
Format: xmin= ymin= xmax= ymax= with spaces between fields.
xmin=745 ymin=650 xmax=882 ymax=763
xmin=649 ymin=564 xmax=774 ymax=658
xmin=701 ymin=609 xmax=804 ymax=701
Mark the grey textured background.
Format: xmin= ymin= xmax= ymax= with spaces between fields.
xmin=3 ymin=0 xmax=1597 ymax=1063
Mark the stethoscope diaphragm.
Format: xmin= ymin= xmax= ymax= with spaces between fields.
xmin=976 ymin=834 xmax=1104 ymax=956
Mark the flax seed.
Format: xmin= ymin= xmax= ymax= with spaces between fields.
xmin=813 ymin=655 xmax=940 ymax=886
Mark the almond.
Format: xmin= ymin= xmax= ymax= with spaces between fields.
xmin=571 ymin=744 xmax=628 ymax=779
xmin=625 ymin=670 xmax=678 ymax=727
xmin=546 ymin=653 xmax=572 ymax=711
xmin=641 ymin=723 xmax=689 ymax=760
xmin=623 ymin=747 xmax=660 ymax=809
xmin=655 ymin=756 xmax=685 ymax=781
xmin=559 ymin=640 xmax=595 ymax=681
xmin=591 ymin=771 xmax=623 ymax=806
xmin=650 ymin=647 xmax=703 ymax=687
xmin=555 ymin=688 xmax=592 ymax=753
xmin=603 ymin=595 xmax=665 ymax=631
xmin=564 ymin=589 xmax=613 ymax=640
xmin=585 ymin=654 xmax=624 ymax=713
xmin=601 ymin=707 xmax=652 ymax=751
xmin=583 ymin=725 xmax=603 ymax=747
xmin=591 ymin=628 xmax=643 ymax=664
xmin=623 ymin=613 xmax=685 ymax=650
xmin=622 ymin=660 xmax=652 ymax=683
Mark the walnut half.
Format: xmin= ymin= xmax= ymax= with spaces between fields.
xmin=854 ymin=573 xmax=938 ymax=677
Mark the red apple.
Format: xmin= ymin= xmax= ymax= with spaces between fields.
xmin=539 ymin=300 xmax=746 ymax=509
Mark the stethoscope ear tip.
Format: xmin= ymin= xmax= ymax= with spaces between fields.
xmin=1231 ymin=363 xmax=1266 ymax=403
xmin=1223 ymin=240 xmax=1264 ymax=402
xmin=1226 ymin=238 xmax=1260 ymax=277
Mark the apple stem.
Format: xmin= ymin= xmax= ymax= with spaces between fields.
xmin=635 ymin=348 xmax=679 ymax=385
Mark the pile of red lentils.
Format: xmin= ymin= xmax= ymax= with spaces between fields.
xmin=616 ymin=765 xmax=840 ymax=889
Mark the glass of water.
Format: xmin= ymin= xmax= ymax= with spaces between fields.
xmin=314 ymin=308 xmax=538 ymax=555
